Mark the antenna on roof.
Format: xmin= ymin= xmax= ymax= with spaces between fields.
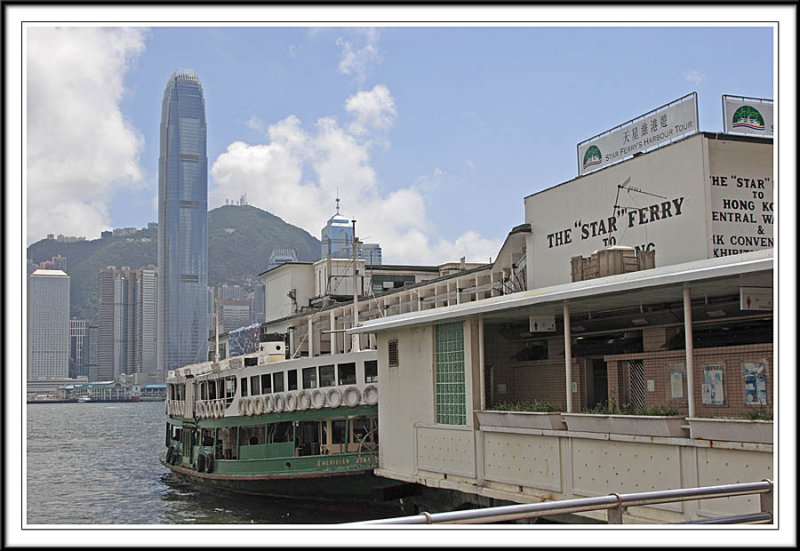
xmin=335 ymin=188 xmax=340 ymax=215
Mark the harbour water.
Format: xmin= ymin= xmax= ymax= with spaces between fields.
xmin=25 ymin=401 xmax=406 ymax=525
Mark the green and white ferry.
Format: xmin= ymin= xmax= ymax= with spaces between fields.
xmin=161 ymin=333 xmax=386 ymax=499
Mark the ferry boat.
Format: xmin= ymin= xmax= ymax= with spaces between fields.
xmin=160 ymin=333 xmax=388 ymax=499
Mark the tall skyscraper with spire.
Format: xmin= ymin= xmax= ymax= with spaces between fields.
xmin=157 ymin=69 xmax=208 ymax=380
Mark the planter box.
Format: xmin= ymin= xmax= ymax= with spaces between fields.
xmin=476 ymin=410 xmax=567 ymax=430
xmin=609 ymin=415 xmax=687 ymax=437
xmin=562 ymin=413 xmax=612 ymax=433
xmin=687 ymin=417 xmax=773 ymax=444
xmin=563 ymin=413 xmax=687 ymax=437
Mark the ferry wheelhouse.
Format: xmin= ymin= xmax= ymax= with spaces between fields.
xmin=161 ymin=333 xmax=386 ymax=498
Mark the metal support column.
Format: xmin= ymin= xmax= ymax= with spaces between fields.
xmin=683 ymin=286 xmax=695 ymax=418
xmin=564 ymin=301 xmax=573 ymax=413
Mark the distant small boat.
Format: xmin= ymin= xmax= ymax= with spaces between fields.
xmin=77 ymin=396 xmax=91 ymax=403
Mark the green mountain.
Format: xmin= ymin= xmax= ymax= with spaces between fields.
xmin=27 ymin=204 xmax=321 ymax=323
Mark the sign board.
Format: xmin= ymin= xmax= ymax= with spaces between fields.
xmin=530 ymin=314 xmax=556 ymax=332
xmin=740 ymin=287 xmax=773 ymax=311
xmin=577 ymin=93 xmax=698 ymax=176
xmin=723 ymin=95 xmax=774 ymax=136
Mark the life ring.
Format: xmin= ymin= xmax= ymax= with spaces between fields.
xmin=197 ymin=453 xmax=206 ymax=473
xmin=273 ymin=394 xmax=285 ymax=413
xmin=238 ymin=399 xmax=247 ymax=416
xmin=285 ymin=393 xmax=297 ymax=412
xmin=215 ymin=401 xmax=223 ymax=418
xmin=246 ymin=397 xmax=255 ymax=416
xmin=363 ymin=385 xmax=378 ymax=406
xmin=343 ymin=387 xmax=361 ymax=408
xmin=326 ymin=388 xmax=343 ymax=409
xmin=264 ymin=395 xmax=274 ymax=413
xmin=311 ymin=389 xmax=325 ymax=409
xmin=254 ymin=396 xmax=264 ymax=415
xmin=205 ymin=454 xmax=214 ymax=474
xmin=297 ymin=391 xmax=311 ymax=411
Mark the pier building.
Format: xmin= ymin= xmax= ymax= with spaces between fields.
xmin=348 ymin=131 xmax=775 ymax=523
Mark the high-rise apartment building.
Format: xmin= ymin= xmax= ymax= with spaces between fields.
xmin=97 ymin=266 xmax=158 ymax=380
xmin=27 ymin=269 xmax=70 ymax=379
xmin=157 ymin=69 xmax=208 ymax=380
xmin=69 ymin=319 xmax=88 ymax=379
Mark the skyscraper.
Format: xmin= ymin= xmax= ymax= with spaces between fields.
xmin=98 ymin=266 xmax=158 ymax=380
xmin=157 ymin=69 xmax=208 ymax=380
xmin=27 ymin=269 xmax=70 ymax=379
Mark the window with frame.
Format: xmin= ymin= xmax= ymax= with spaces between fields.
xmin=319 ymin=365 xmax=335 ymax=387
xmin=435 ymin=321 xmax=466 ymax=425
xmin=287 ymin=369 xmax=298 ymax=391
xmin=337 ymin=363 xmax=356 ymax=385
xmin=364 ymin=360 xmax=378 ymax=383
xmin=240 ymin=377 xmax=248 ymax=397
xmin=273 ymin=372 xmax=285 ymax=393
xmin=250 ymin=375 xmax=261 ymax=395
xmin=303 ymin=367 xmax=318 ymax=389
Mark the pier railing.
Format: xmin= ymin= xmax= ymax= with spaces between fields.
xmin=352 ymin=480 xmax=773 ymax=525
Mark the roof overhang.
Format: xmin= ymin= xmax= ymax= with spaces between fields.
xmin=349 ymin=250 xmax=773 ymax=333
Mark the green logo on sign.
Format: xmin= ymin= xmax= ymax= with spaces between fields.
xmin=582 ymin=145 xmax=602 ymax=169
xmin=732 ymin=105 xmax=765 ymax=131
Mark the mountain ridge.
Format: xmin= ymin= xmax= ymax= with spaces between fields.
xmin=27 ymin=204 xmax=322 ymax=323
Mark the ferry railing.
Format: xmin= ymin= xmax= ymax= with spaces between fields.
xmin=352 ymin=480 xmax=773 ymax=525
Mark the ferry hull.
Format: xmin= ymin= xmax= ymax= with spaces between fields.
xmin=160 ymin=459 xmax=393 ymax=500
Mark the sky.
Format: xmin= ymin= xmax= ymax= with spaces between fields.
xmin=22 ymin=17 xmax=778 ymax=266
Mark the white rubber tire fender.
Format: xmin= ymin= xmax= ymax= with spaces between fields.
xmin=237 ymin=399 xmax=247 ymax=416
xmin=297 ymin=391 xmax=311 ymax=411
xmin=264 ymin=395 xmax=274 ymax=413
xmin=311 ymin=389 xmax=325 ymax=409
xmin=254 ymin=396 xmax=264 ymax=415
xmin=326 ymin=388 xmax=343 ymax=409
xmin=285 ymin=393 xmax=297 ymax=412
xmin=273 ymin=394 xmax=285 ymax=413
xmin=343 ymin=387 xmax=361 ymax=408
xmin=363 ymin=385 xmax=378 ymax=406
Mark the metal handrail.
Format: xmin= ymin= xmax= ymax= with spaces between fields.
xmin=352 ymin=480 xmax=773 ymax=525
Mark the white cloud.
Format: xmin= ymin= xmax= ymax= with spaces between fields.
xmin=210 ymin=87 xmax=502 ymax=265
xmin=684 ymin=70 xmax=705 ymax=85
xmin=336 ymin=28 xmax=382 ymax=85
xmin=26 ymin=27 xmax=146 ymax=244
xmin=345 ymin=85 xmax=397 ymax=136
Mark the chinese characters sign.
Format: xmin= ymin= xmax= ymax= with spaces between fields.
xmin=577 ymin=93 xmax=698 ymax=176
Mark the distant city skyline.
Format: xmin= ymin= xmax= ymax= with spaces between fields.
xmin=27 ymin=269 xmax=71 ymax=379
xmin=22 ymin=16 xmax=778 ymax=268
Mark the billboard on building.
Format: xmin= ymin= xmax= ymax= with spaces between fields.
xmin=722 ymin=95 xmax=773 ymax=136
xmin=526 ymin=133 xmax=773 ymax=289
xmin=577 ymin=93 xmax=699 ymax=176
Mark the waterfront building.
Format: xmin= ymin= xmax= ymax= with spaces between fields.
xmin=97 ymin=266 xmax=158 ymax=381
xmin=27 ymin=269 xmax=70 ymax=380
xmin=348 ymin=131 xmax=774 ymax=522
xmin=157 ymin=69 xmax=209 ymax=381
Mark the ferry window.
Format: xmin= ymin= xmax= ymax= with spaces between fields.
xmin=388 ymin=339 xmax=399 ymax=367
xmin=209 ymin=382 xmax=217 ymax=400
xmin=267 ymin=421 xmax=293 ymax=443
xmin=303 ymin=367 xmax=317 ymax=389
xmin=331 ymin=420 xmax=346 ymax=444
xmin=261 ymin=374 xmax=272 ymax=394
xmin=273 ymin=372 xmax=285 ymax=393
xmin=250 ymin=375 xmax=260 ymax=395
xmin=201 ymin=428 xmax=214 ymax=447
xmin=288 ymin=370 xmax=298 ymax=391
xmin=365 ymin=360 xmax=378 ymax=383
xmin=225 ymin=376 xmax=237 ymax=398
xmin=200 ymin=382 xmax=207 ymax=401
xmin=319 ymin=365 xmax=335 ymax=387
xmin=244 ymin=356 xmax=258 ymax=367
xmin=239 ymin=425 xmax=265 ymax=446
xmin=241 ymin=377 xmax=248 ymax=397
xmin=338 ymin=363 xmax=356 ymax=385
